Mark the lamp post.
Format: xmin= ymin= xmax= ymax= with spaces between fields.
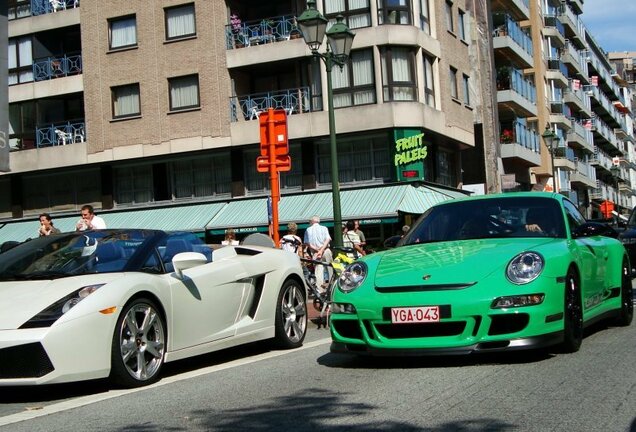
xmin=542 ymin=125 xmax=557 ymax=192
xmin=297 ymin=0 xmax=355 ymax=248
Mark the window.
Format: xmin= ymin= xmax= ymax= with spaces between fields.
xmin=112 ymin=84 xmax=141 ymax=119
xmin=458 ymin=9 xmax=467 ymax=41
xmin=168 ymin=75 xmax=200 ymax=111
xmin=462 ymin=73 xmax=470 ymax=105
xmin=9 ymin=101 xmax=35 ymax=150
xmin=449 ymin=67 xmax=458 ymax=100
xmin=115 ymin=165 xmax=153 ymax=205
xmin=381 ymin=46 xmax=417 ymax=101
xmin=8 ymin=0 xmax=31 ymax=20
xmin=332 ymin=49 xmax=376 ymax=108
xmin=423 ymin=53 xmax=436 ymax=108
xmin=109 ymin=16 xmax=137 ymax=50
xmin=324 ymin=0 xmax=371 ymax=29
xmin=436 ymin=149 xmax=455 ymax=186
xmin=172 ymin=154 xmax=231 ymax=199
xmin=316 ymin=135 xmax=391 ymax=185
xmin=419 ymin=0 xmax=430 ymax=34
xmin=165 ymin=3 xmax=196 ymax=40
xmin=8 ymin=36 xmax=33 ymax=85
xmin=445 ymin=1 xmax=454 ymax=33
xmin=378 ymin=0 xmax=411 ymax=25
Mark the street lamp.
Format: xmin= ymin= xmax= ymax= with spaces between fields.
xmin=542 ymin=125 xmax=557 ymax=192
xmin=297 ymin=0 xmax=355 ymax=248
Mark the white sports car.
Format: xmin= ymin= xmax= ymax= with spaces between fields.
xmin=0 ymin=229 xmax=307 ymax=387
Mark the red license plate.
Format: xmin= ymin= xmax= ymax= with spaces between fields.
xmin=391 ymin=306 xmax=440 ymax=324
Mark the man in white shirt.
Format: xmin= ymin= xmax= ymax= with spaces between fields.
xmin=303 ymin=215 xmax=332 ymax=292
xmin=76 ymin=204 xmax=107 ymax=231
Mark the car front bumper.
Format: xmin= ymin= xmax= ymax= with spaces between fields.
xmin=0 ymin=312 xmax=115 ymax=386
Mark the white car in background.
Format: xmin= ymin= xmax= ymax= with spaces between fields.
xmin=0 ymin=229 xmax=307 ymax=387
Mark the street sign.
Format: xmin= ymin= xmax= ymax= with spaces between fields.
xmin=259 ymin=109 xmax=288 ymax=157
xmin=256 ymin=155 xmax=291 ymax=173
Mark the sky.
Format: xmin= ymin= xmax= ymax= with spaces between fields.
xmin=582 ymin=0 xmax=636 ymax=53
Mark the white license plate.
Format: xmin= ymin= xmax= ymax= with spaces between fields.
xmin=391 ymin=306 xmax=440 ymax=324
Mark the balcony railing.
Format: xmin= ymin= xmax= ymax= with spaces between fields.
xmin=36 ymin=121 xmax=85 ymax=148
xmin=230 ymin=87 xmax=311 ymax=122
xmin=33 ymin=54 xmax=82 ymax=81
xmin=31 ymin=0 xmax=78 ymax=16
xmin=225 ymin=15 xmax=301 ymax=50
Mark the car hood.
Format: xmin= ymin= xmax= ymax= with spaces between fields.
xmin=374 ymin=238 xmax=557 ymax=287
xmin=0 ymin=273 xmax=125 ymax=330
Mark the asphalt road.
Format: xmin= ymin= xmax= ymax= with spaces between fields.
xmin=1 ymin=302 xmax=636 ymax=431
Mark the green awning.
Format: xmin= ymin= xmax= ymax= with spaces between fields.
xmin=206 ymin=184 xmax=468 ymax=231
xmin=0 ymin=202 xmax=226 ymax=245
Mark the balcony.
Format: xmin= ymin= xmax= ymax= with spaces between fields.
xmin=570 ymin=159 xmax=597 ymax=188
xmin=563 ymin=86 xmax=591 ymax=117
xmin=492 ymin=16 xmax=533 ymax=68
xmin=33 ymin=53 xmax=82 ymax=81
xmin=543 ymin=15 xmax=566 ymax=47
xmin=553 ymin=146 xmax=576 ymax=171
xmin=561 ymin=42 xmax=588 ymax=80
xmin=496 ymin=67 xmax=537 ymax=117
xmin=225 ymin=15 xmax=301 ymax=50
xmin=230 ymin=87 xmax=311 ymax=123
xmin=35 ymin=120 xmax=85 ymax=148
xmin=567 ymin=121 xmax=594 ymax=153
xmin=557 ymin=4 xmax=585 ymax=48
xmin=545 ymin=58 xmax=569 ymax=88
xmin=499 ymin=122 xmax=541 ymax=166
xmin=549 ymin=101 xmax=572 ymax=130
xmin=491 ymin=0 xmax=529 ymax=20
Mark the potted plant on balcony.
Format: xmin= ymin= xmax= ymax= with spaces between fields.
xmin=496 ymin=66 xmax=511 ymax=90
xmin=500 ymin=129 xmax=514 ymax=144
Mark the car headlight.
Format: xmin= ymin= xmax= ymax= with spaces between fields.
xmin=19 ymin=284 xmax=104 ymax=329
xmin=506 ymin=252 xmax=544 ymax=284
xmin=338 ymin=262 xmax=367 ymax=293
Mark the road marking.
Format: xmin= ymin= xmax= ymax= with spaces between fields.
xmin=0 ymin=337 xmax=331 ymax=427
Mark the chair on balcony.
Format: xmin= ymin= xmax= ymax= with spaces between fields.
xmin=55 ymin=129 xmax=73 ymax=145
xmin=73 ymin=126 xmax=85 ymax=143
xmin=50 ymin=0 xmax=65 ymax=12
xmin=247 ymin=100 xmax=263 ymax=120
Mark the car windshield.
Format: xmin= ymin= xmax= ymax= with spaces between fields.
xmin=402 ymin=196 xmax=566 ymax=245
xmin=0 ymin=230 xmax=156 ymax=281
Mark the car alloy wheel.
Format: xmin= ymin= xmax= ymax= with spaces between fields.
xmin=111 ymin=298 xmax=166 ymax=387
xmin=275 ymin=279 xmax=307 ymax=349
xmin=561 ymin=269 xmax=583 ymax=353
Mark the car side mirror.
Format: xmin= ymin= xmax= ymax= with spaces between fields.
xmin=573 ymin=222 xmax=619 ymax=239
xmin=172 ymin=252 xmax=208 ymax=278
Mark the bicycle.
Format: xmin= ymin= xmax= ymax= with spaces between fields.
xmin=301 ymin=246 xmax=360 ymax=329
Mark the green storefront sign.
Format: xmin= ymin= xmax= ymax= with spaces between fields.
xmin=394 ymin=128 xmax=427 ymax=182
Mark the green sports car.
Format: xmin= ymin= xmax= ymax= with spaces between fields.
xmin=330 ymin=192 xmax=633 ymax=355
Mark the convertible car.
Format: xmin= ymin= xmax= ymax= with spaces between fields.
xmin=331 ymin=192 xmax=633 ymax=356
xmin=0 ymin=230 xmax=307 ymax=387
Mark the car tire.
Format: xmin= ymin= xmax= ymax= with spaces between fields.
xmin=274 ymin=278 xmax=307 ymax=349
xmin=110 ymin=297 xmax=166 ymax=388
xmin=561 ymin=269 xmax=583 ymax=353
xmin=614 ymin=257 xmax=633 ymax=327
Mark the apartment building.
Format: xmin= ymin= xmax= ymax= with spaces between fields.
xmin=2 ymin=0 xmax=477 ymax=244
xmin=488 ymin=0 xmax=635 ymax=219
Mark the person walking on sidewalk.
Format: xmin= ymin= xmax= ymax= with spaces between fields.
xmin=303 ymin=215 xmax=332 ymax=293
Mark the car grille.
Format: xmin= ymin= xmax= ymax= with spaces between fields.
xmin=374 ymin=322 xmax=466 ymax=339
xmin=332 ymin=320 xmax=363 ymax=340
xmin=0 ymin=343 xmax=54 ymax=378
xmin=488 ymin=314 xmax=529 ymax=336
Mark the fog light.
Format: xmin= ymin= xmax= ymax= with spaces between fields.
xmin=491 ymin=294 xmax=544 ymax=309
xmin=331 ymin=303 xmax=357 ymax=314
